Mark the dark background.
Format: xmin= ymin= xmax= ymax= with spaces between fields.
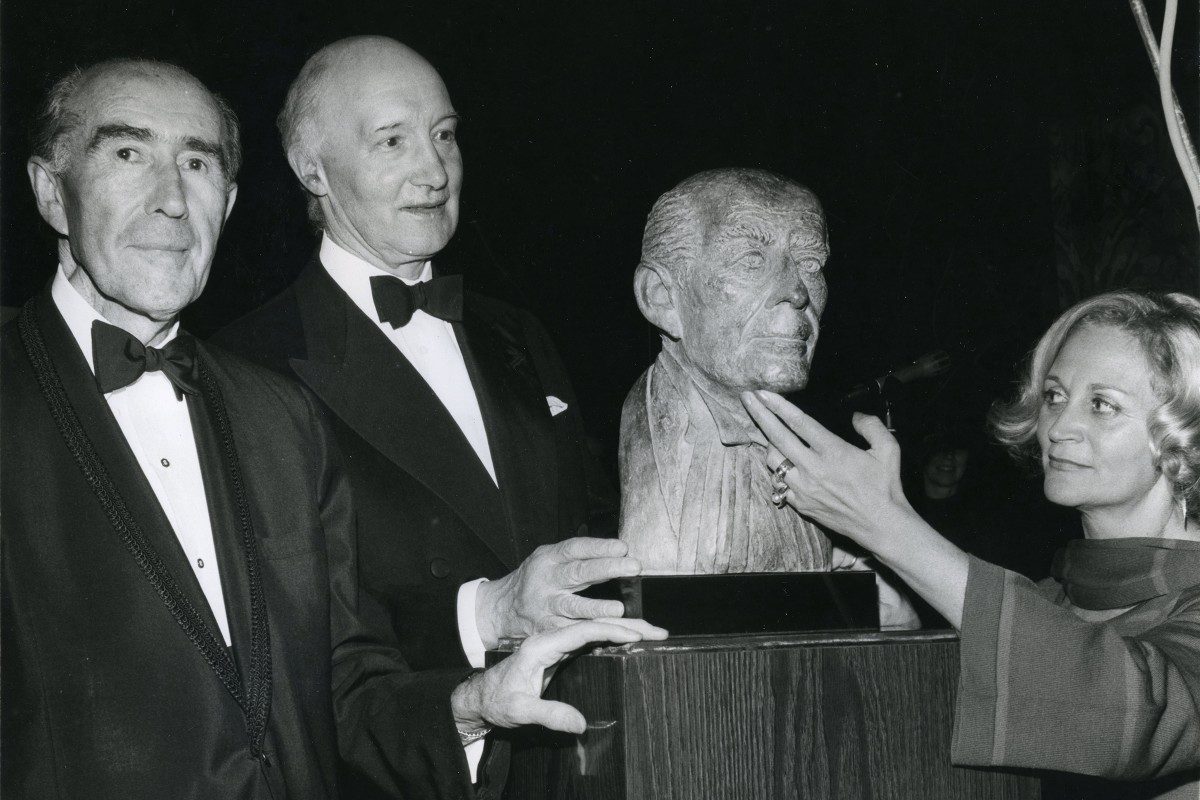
xmin=3 ymin=0 xmax=1197 ymax=473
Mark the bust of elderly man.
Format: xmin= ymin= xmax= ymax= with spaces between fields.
xmin=619 ymin=168 xmax=832 ymax=574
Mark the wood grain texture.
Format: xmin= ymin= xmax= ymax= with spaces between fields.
xmin=505 ymin=632 xmax=1040 ymax=799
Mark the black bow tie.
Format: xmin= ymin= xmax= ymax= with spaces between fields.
xmin=370 ymin=274 xmax=463 ymax=328
xmin=91 ymin=320 xmax=200 ymax=399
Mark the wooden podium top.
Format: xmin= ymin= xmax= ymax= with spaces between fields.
xmin=495 ymin=627 xmax=959 ymax=658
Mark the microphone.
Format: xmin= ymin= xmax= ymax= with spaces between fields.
xmin=842 ymin=350 xmax=951 ymax=404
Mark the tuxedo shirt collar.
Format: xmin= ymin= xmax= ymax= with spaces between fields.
xmin=50 ymin=263 xmax=180 ymax=376
xmin=311 ymin=235 xmax=501 ymax=487
xmin=318 ymin=234 xmax=433 ymax=324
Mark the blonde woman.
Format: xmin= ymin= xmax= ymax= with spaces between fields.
xmin=744 ymin=291 xmax=1200 ymax=799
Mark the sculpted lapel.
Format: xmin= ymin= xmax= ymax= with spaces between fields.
xmin=286 ymin=262 xmax=521 ymax=569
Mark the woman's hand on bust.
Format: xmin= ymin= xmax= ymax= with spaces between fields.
xmin=742 ymin=389 xmax=912 ymax=548
xmin=743 ymin=389 xmax=970 ymax=627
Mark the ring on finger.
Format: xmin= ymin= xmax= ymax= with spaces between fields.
xmin=770 ymin=488 xmax=791 ymax=509
xmin=772 ymin=458 xmax=794 ymax=483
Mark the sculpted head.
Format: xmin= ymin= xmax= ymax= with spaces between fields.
xmin=634 ymin=168 xmax=829 ymax=396
xmin=279 ymin=36 xmax=462 ymax=276
xmin=27 ymin=59 xmax=240 ymax=333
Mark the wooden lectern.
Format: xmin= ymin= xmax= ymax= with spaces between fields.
xmin=498 ymin=630 xmax=1039 ymax=799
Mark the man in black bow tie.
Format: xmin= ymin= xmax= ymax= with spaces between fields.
xmin=217 ymin=36 xmax=639 ymax=788
xmin=1 ymin=57 xmax=663 ymax=800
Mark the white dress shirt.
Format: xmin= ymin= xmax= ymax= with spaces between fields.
xmin=320 ymin=236 xmax=495 ymax=773
xmin=320 ymin=235 xmax=498 ymax=485
xmin=51 ymin=266 xmax=232 ymax=647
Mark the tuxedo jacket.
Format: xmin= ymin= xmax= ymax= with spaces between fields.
xmin=0 ymin=291 xmax=475 ymax=800
xmin=215 ymin=255 xmax=615 ymax=671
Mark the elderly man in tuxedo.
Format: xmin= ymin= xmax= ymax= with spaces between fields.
xmin=0 ymin=57 xmax=662 ymax=800
xmin=218 ymin=36 xmax=639 ymax=779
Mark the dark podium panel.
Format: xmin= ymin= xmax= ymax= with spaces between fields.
xmin=582 ymin=571 xmax=879 ymax=636
xmin=499 ymin=631 xmax=1039 ymax=800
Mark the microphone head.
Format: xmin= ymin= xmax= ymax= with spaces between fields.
xmin=841 ymin=382 xmax=880 ymax=405
xmin=893 ymin=350 xmax=951 ymax=384
xmin=840 ymin=349 xmax=952 ymax=410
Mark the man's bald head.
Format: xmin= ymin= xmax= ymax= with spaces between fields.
xmin=278 ymin=36 xmax=461 ymax=271
xmin=278 ymin=36 xmax=438 ymax=159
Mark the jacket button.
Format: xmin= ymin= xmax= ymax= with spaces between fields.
xmin=429 ymin=557 xmax=451 ymax=578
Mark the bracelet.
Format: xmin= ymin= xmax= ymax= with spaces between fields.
xmin=454 ymin=668 xmax=491 ymax=746
xmin=457 ymin=724 xmax=492 ymax=746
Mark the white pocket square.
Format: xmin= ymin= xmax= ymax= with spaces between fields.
xmin=546 ymin=395 xmax=569 ymax=417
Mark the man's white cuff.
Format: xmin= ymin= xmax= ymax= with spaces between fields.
xmin=456 ymin=577 xmax=489 ymax=669
xmin=464 ymin=737 xmax=485 ymax=782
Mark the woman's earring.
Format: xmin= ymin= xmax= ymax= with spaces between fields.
xmin=1183 ymin=498 xmax=1190 ymax=531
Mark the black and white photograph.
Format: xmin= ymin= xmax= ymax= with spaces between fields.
xmin=1 ymin=1 xmax=1197 ymax=798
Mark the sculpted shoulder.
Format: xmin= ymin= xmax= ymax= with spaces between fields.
xmin=618 ymin=363 xmax=689 ymax=572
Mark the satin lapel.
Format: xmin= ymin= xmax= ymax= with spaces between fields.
xmin=30 ymin=293 xmax=231 ymax=650
xmin=186 ymin=369 xmax=254 ymax=678
xmin=286 ymin=262 xmax=519 ymax=569
xmin=190 ymin=342 xmax=273 ymax=756
xmin=457 ymin=300 xmax=559 ymax=556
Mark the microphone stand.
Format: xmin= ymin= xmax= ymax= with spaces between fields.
xmin=878 ymin=375 xmax=901 ymax=433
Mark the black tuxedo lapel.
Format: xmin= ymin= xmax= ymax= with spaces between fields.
xmin=188 ymin=353 xmax=257 ymax=676
xmin=27 ymin=294 xmax=231 ymax=648
xmin=457 ymin=300 xmax=560 ymax=557
xmin=286 ymin=261 xmax=519 ymax=569
xmin=189 ymin=342 xmax=274 ymax=762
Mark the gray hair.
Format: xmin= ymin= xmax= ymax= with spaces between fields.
xmin=30 ymin=59 xmax=242 ymax=182
xmin=638 ymin=167 xmax=822 ymax=281
xmin=29 ymin=66 xmax=85 ymax=175
xmin=277 ymin=49 xmax=335 ymax=229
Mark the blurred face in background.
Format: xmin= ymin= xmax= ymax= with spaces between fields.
xmin=923 ymin=447 xmax=969 ymax=498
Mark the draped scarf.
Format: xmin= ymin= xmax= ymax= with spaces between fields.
xmin=1052 ymin=537 xmax=1200 ymax=610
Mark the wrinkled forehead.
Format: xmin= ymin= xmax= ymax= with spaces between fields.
xmin=73 ymin=67 xmax=222 ymax=139
xmin=317 ymin=49 xmax=453 ymax=137
xmin=709 ymin=195 xmax=830 ymax=255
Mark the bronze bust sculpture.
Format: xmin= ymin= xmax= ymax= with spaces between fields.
xmin=619 ymin=168 xmax=833 ymax=574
